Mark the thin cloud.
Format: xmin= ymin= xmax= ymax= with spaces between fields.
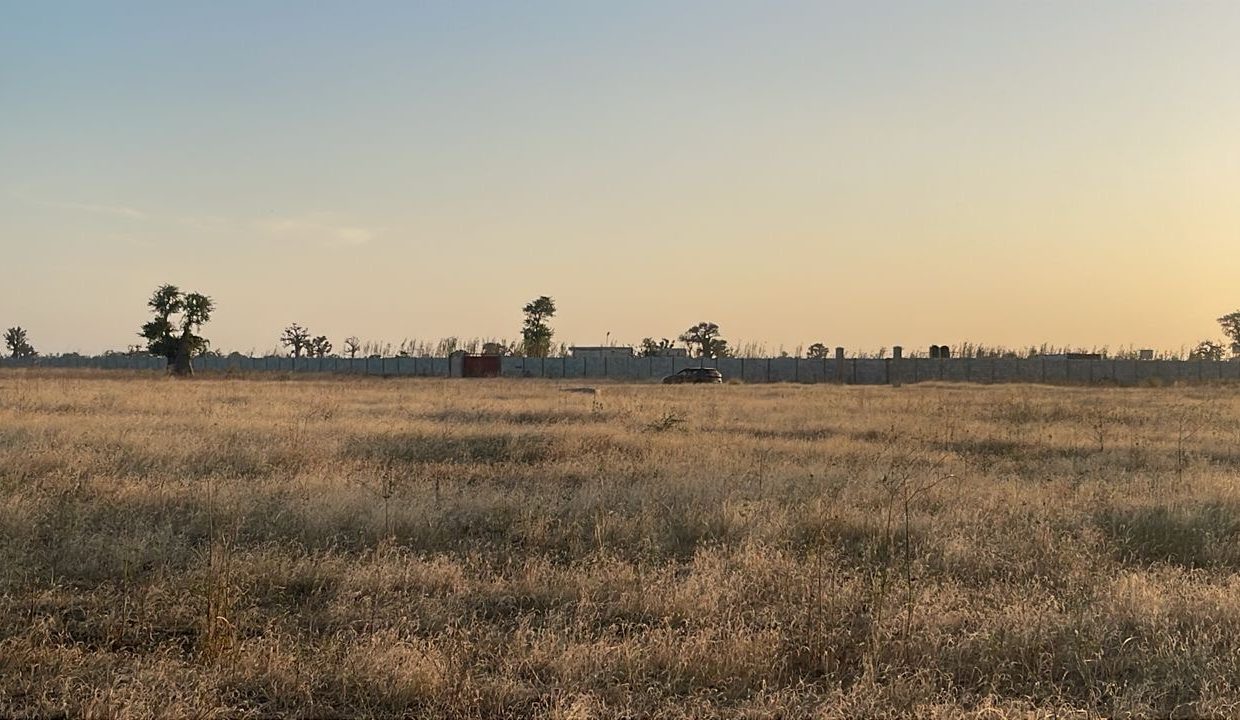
xmin=256 ymin=214 xmax=377 ymax=247
xmin=11 ymin=193 xmax=148 ymax=220
xmin=97 ymin=233 xmax=158 ymax=249
xmin=11 ymin=191 xmax=375 ymax=247
xmin=174 ymin=214 xmax=229 ymax=231
xmin=332 ymin=226 xmax=374 ymax=247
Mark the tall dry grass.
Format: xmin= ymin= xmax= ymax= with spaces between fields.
xmin=2 ymin=370 xmax=1240 ymax=718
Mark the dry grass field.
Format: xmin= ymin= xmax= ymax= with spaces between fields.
xmin=3 ymin=371 xmax=1240 ymax=718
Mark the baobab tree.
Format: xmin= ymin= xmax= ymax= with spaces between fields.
xmin=281 ymin=323 xmax=312 ymax=358
xmin=679 ymin=322 xmax=730 ymax=358
xmin=1218 ymin=311 xmax=1240 ymax=358
xmin=139 ymin=284 xmax=214 ymax=376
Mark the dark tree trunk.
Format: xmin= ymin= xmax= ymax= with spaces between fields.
xmin=171 ymin=338 xmax=194 ymax=376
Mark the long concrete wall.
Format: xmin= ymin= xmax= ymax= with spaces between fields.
xmin=4 ymin=354 xmax=1240 ymax=386
xmin=0 ymin=355 xmax=451 ymax=376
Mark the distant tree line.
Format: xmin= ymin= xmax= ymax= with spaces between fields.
xmin=8 ymin=287 xmax=1239 ymax=372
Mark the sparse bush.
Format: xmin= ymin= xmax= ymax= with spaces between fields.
xmin=308 ymin=335 xmax=332 ymax=358
xmin=806 ymin=342 xmax=830 ymax=359
xmin=644 ymin=411 xmax=686 ymax=432
xmin=639 ymin=337 xmax=678 ymax=357
xmin=1191 ymin=340 xmax=1225 ymax=361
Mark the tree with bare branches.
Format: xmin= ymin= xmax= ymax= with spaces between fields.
xmin=281 ymin=323 xmax=312 ymax=358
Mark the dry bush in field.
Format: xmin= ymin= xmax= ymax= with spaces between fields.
xmin=3 ymin=371 xmax=1240 ymax=718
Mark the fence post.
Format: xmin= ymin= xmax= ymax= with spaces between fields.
xmin=835 ymin=347 xmax=845 ymax=384
xmin=891 ymin=346 xmax=902 ymax=387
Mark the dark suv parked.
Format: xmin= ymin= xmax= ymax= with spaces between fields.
xmin=662 ymin=368 xmax=724 ymax=384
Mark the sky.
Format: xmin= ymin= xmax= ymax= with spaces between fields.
xmin=2 ymin=1 xmax=1238 ymax=355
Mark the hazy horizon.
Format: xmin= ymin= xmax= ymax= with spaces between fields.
xmin=4 ymin=2 xmax=1238 ymax=355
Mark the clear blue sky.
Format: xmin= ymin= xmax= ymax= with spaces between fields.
xmin=3 ymin=1 xmax=1237 ymax=354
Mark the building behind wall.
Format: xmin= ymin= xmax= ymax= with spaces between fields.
xmin=569 ymin=346 xmax=635 ymax=359
xmin=1037 ymin=352 xmax=1104 ymax=360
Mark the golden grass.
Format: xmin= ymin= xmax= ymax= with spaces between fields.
xmin=3 ymin=370 xmax=1240 ymax=718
